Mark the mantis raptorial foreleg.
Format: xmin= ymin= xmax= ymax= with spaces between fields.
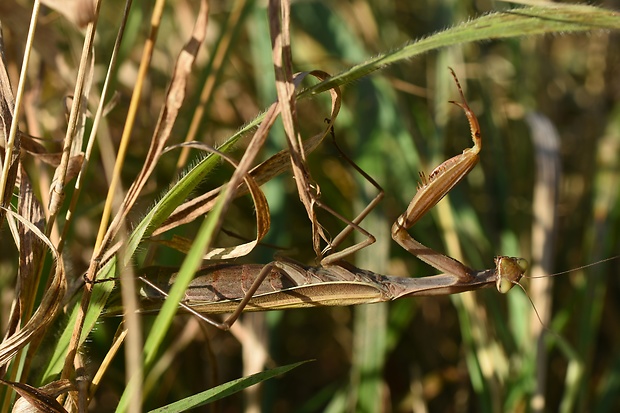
xmin=391 ymin=68 xmax=526 ymax=291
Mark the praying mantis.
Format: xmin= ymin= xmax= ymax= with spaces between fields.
xmin=113 ymin=69 xmax=529 ymax=330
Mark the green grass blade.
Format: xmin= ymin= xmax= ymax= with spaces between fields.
xmin=147 ymin=361 xmax=310 ymax=413
xmin=298 ymin=4 xmax=620 ymax=98
xmin=38 ymin=258 xmax=117 ymax=384
xmin=123 ymin=143 xmax=237 ymax=264
xmin=116 ymin=188 xmax=228 ymax=412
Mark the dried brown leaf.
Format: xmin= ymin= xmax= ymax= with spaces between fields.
xmin=1 ymin=170 xmax=47 ymax=348
xmin=103 ymin=0 xmax=209 ymax=245
xmin=0 ymin=32 xmax=19 ymax=228
xmin=155 ymin=141 xmax=270 ymax=259
xmin=12 ymin=131 xmax=62 ymax=153
xmin=202 ymin=158 xmax=269 ymax=258
xmin=48 ymin=47 xmax=94 ymax=220
xmin=269 ymin=1 xmax=336 ymax=258
xmin=152 ymin=70 xmax=341 ymax=237
xmin=0 ymin=1 xmax=62 ymax=70
xmin=0 ymin=209 xmax=67 ymax=370
xmin=41 ymin=0 xmax=97 ymax=28
xmin=3 ymin=378 xmax=72 ymax=413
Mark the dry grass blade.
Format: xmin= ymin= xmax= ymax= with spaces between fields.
xmin=153 ymin=69 xmax=341 ymax=237
xmin=59 ymin=1 xmax=210 ymax=408
xmin=0 ymin=31 xmax=19 ymax=228
xmin=89 ymin=326 xmax=127 ymax=402
xmin=46 ymin=4 xmax=98 ymax=230
xmin=269 ymin=0 xmax=326 ymax=258
xmin=175 ymin=0 xmax=249 ymax=170
xmin=203 ymin=102 xmax=280 ymax=249
xmin=58 ymin=1 xmax=131 ymax=255
xmin=526 ymin=112 xmax=561 ymax=413
xmin=176 ymin=68 xmax=341 ymax=268
xmin=87 ymin=0 xmax=165 ymax=258
xmin=1 ymin=378 xmax=73 ymax=413
xmin=103 ymin=0 xmax=209 ymax=245
xmin=21 ymin=150 xmax=84 ymax=183
xmin=155 ymin=141 xmax=271 ymax=260
xmin=0 ymin=172 xmax=46 ymax=353
xmin=41 ymin=0 xmax=97 ymax=28
xmin=267 ymin=1 xmax=370 ymax=264
xmin=59 ymin=0 xmax=140 ymax=393
xmin=0 ymin=208 xmax=66 ymax=369
xmin=0 ymin=25 xmax=67 ymax=380
xmin=152 ymin=133 xmax=321 ymax=236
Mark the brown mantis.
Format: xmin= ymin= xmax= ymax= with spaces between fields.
xmin=109 ymin=69 xmax=529 ymax=330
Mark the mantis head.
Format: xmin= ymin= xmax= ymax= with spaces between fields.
xmin=494 ymin=256 xmax=529 ymax=294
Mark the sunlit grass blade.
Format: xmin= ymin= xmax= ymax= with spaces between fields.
xmin=298 ymin=3 xmax=620 ymax=98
